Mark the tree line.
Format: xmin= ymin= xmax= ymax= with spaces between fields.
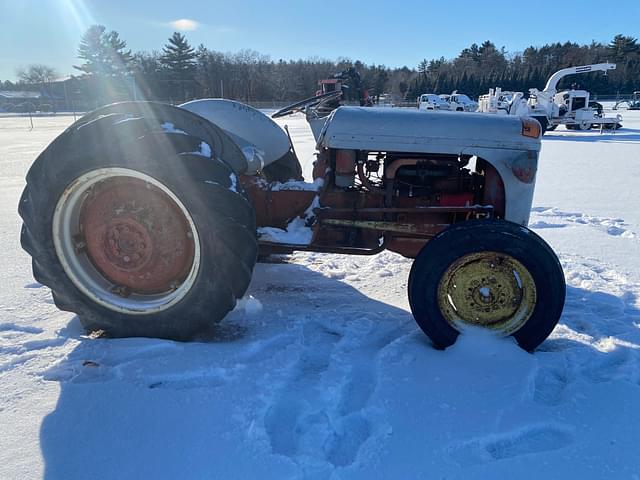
xmin=2 ymin=26 xmax=639 ymax=109
xmin=411 ymin=36 xmax=640 ymax=99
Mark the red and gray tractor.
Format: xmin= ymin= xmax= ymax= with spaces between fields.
xmin=19 ymin=94 xmax=565 ymax=350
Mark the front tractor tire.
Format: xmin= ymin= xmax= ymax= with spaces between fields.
xmin=19 ymin=111 xmax=258 ymax=340
xmin=408 ymin=220 xmax=565 ymax=351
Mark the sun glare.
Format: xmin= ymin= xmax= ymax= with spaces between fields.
xmin=58 ymin=0 xmax=96 ymax=33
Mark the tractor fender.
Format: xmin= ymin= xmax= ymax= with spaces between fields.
xmin=463 ymin=147 xmax=538 ymax=226
xmin=67 ymin=101 xmax=249 ymax=174
xmin=181 ymin=99 xmax=291 ymax=174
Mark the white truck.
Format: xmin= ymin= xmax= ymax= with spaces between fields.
xmin=440 ymin=91 xmax=478 ymax=112
xmin=478 ymin=63 xmax=623 ymax=131
xmin=417 ymin=93 xmax=451 ymax=111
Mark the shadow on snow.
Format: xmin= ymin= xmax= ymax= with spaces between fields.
xmin=37 ymin=259 xmax=640 ymax=478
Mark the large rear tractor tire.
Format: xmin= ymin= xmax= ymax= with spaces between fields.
xmin=408 ymin=220 xmax=565 ymax=351
xmin=19 ymin=111 xmax=258 ymax=340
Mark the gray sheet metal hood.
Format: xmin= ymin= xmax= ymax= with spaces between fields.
xmin=318 ymin=107 xmax=540 ymax=154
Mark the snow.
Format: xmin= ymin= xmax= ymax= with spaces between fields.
xmin=229 ymin=172 xmax=238 ymax=192
xmin=257 ymin=192 xmax=321 ymax=245
xmin=257 ymin=217 xmax=314 ymax=245
xmin=186 ymin=141 xmax=213 ymax=158
xmin=1 ymin=110 xmax=640 ymax=478
xmin=160 ymin=122 xmax=187 ymax=135
xmin=234 ymin=295 xmax=263 ymax=316
xmin=270 ymin=177 xmax=324 ymax=192
xmin=198 ymin=141 xmax=212 ymax=158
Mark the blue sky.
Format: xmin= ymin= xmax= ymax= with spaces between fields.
xmin=1 ymin=0 xmax=639 ymax=81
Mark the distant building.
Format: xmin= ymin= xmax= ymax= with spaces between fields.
xmin=0 ymin=90 xmax=41 ymax=101
xmin=0 ymin=90 xmax=60 ymax=112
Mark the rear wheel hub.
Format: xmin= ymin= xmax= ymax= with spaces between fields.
xmin=53 ymin=168 xmax=201 ymax=314
xmin=79 ymin=176 xmax=195 ymax=294
xmin=104 ymin=218 xmax=153 ymax=270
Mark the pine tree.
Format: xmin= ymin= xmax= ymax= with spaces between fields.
xmin=161 ymin=33 xmax=196 ymax=76
xmin=74 ymin=25 xmax=132 ymax=76
xmin=608 ymin=35 xmax=639 ymax=60
xmin=160 ymin=32 xmax=197 ymax=101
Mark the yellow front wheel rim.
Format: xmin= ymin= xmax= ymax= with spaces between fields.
xmin=437 ymin=251 xmax=537 ymax=335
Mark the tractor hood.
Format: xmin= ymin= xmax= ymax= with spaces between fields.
xmin=317 ymin=107 xmax=541 ymax=154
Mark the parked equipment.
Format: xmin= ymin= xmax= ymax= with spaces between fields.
xmin=316 ymin=67 xmax=373 ymax=107
xmin=478 ymin=63 xmax=622 ymax=131
xmin=440 ymin=91 xmax=478 ymax=112
xmin=417 ymin=94 xmax=451 ymax=110
xmin=19 ymin=94 xmax=565 ymax=351
xmin=614 ymin=91 xmax=640 ymax=110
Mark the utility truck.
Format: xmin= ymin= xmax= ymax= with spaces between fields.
xmin=19 ymin=90 xmax=565 ymax=351
xmin=440 ymin=92 xmax=478 ymax=112
xmin=478 ymin=63 xmax=622 ymax=131
xmin=417 ymin=93 xmax=451 ymax=110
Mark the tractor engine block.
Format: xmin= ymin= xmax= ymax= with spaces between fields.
xmin=384 ymin=153 xmax=480 ymax=201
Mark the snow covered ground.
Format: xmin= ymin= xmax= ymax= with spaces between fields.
xmin=1 ymin=109 xmax=640 ymax=479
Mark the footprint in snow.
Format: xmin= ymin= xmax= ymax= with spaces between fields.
xmin=145 ymin=368 xmax=229 ymax=390
xmin=530 ymin=207 xmax=637 ymax=238
xmin=581 ymin=347 xmax=634 ymax=384
xmin=449 ymin=425 xmax=573 ymax=466
xmin=263 ymin=319 xmax=405 ymax=468
xmin=324 ymin=414 xmax=371 ymax=467
xmin=528 ymin=221 xmax=568 ymax=229
xmin=335 ymin=325 xmax=404 ymax=417
xmin=43 ymin=359 xmax=114 ymax=384
xmin=263 ymin=321 xmax=341 ymax=458
xmin=44 ymin=356 xmax=231 ymax=390
xmin=532 ymin=365 xmax=570 ymax=406
xmin=235 ymin=331 xmax=297 ymax=364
